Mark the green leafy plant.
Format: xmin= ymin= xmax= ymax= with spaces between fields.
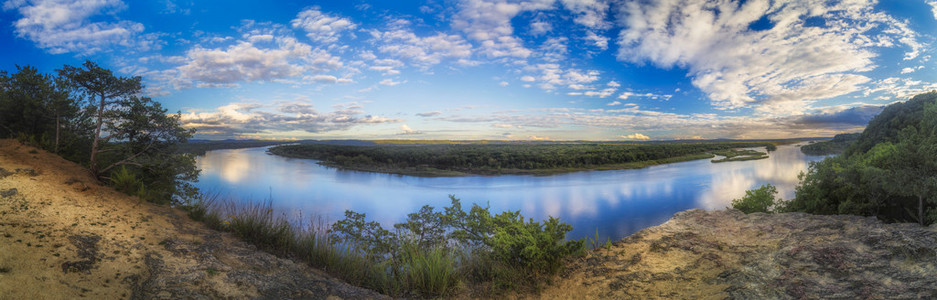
xmin=731 ymin=184 xmax=779 ymax=214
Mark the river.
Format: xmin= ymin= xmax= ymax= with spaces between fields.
xmin=194 ymin=143 xmax=828 ymax=241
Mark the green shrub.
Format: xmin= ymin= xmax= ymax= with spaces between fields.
xmin=732 ymin=184 xmax=779 ymax=213
xmin=109 ymin=166 xmax=150 ymax=201
xmin=328 ymin=195 xmax=583 ymax=295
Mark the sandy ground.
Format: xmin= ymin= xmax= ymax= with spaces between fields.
xmin=0 ymin=139 xmax=386 ymax=299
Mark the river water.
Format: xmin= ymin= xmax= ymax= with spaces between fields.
xmin=194 ymin=144 xmax=827 ymax=241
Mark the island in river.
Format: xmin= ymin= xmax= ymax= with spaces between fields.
xmin=267 ymin=141 xmax=784 ymax=177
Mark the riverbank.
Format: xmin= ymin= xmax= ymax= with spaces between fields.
xmin=267 ymin=141 xmax=780 ymax=177
xmin=305 ymin=152 xmax=717 ymax=177
xmin=0 ymin=140 xmax=386 ymax=299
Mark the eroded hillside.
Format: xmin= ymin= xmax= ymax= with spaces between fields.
xmin=0 ymin=140 xmax=386 ymax=299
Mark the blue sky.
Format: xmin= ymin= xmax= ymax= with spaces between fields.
xmin=1 ymin=0 xmax=936 ymax=140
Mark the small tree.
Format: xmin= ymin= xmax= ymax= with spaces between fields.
xmin=732 ymin=184 xmax=779 ymax=213
xmin=58 ymin=61 xmax=143 ymax=177
xmin=57 ymin=62 xmax=198 ymax=204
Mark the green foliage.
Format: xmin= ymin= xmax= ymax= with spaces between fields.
xmin=787 ymin=91 xmax=937 ymax=225
xmin=800 ymin=133 xmax=861 ymax=155
xmin=326 ymin=195 xmax=583 ymax=296
xmin=732 ymin=184 xmax=779 ymax=213
xmin=109 ymin=166 xmax=150 ymax=201
xmin=268 ymin=141 xmax=779 ymax=176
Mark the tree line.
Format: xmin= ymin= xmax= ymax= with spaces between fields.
xmin=269 ymin=141 xmax=778 ymax=175
xmin=0 ymin=62 xmax=198 ymax=204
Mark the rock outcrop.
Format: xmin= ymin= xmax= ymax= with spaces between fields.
xmin=541 ymin=209 xmax=937 ymax=299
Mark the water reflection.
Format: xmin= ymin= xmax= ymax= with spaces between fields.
xmin=195 ymin=144 xmax=826 ymax=241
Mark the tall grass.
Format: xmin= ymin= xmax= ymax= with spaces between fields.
xmin=180 ymin=195 xmax=457 ymax=297
xmin=180 ymin=194 xmax=578 ymax=298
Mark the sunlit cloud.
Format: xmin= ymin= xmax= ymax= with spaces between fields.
xmin=619 ymin=133 xmax=650 ymax=140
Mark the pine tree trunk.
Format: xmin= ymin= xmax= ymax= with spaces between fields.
xmin=54 ymin=112 xmax=60 ymax=154
xmin=90 ymin=93 xmax=105 ymax=177
xmin=920 ymin=195 xmax=925 ymax=226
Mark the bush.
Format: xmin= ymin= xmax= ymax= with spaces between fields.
xmin=732 ymin=184 xmax=779 ymax=213
xmin=110 ymin=166 xmax=149 ymax=201
xmin=329 ymin=195 xmax=583 ymax=295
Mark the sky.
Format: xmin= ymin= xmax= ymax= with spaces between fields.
xmin=1 ymin=0 xmax=936 ymax=141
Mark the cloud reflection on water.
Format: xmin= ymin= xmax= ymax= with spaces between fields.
xmin=194 ymin=144 xmax=825 ymax=241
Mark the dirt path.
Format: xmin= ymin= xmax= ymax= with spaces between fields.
xmin=0 ymin=139 xmax=387 ymax=299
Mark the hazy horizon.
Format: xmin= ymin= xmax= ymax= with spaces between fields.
xmin=2 ymin=0 xmax=935 ymax=141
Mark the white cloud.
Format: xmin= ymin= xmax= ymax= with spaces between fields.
xmin=559 ymin=0 xmax=611 ymax=29
xmin=584 ymin=87 xmax=616 ymax=98
xmin=864 ymin=77 xmax=937 ymax=100
xmin=369 ymin=65 xmax=400 ymax=76
xmin=451 ymin=0 xmax=554 ymax=59
xmin=900 ymin=67 xmax=915 ymax=74
xmin=929 ymin=1 xmax=937 ymax=21
xmin=618 ymin=91 xmax=672 ymax=101
xmin=524 ymin=64 xmax=601 ymax=91
xmin=539 ymin=37 xmax=568 ymax=62
xmin=607 ymin=80 xmax=620 ymax=87
xmin=584 ymin=30 xmax=608 ymax=50
xmin=4 ymin=0 xmax=158 ymax=55
xmin=163 ymin=33 xmax=341 ymax=88
xmin=305 ymin=74 xmax=352 ymax=84
xmin=398 ymin=124 xmax=423 ymax=135
xmin=499 ymin=81 xmax=509 ymax=86
xmin=529 ymin=19 xmax=552 ymax=36
xmin=371 ymin=27 xmax=474 ymax=69
xmin=620 ymin=133 xmax=650 ymax=140
xmin=181 ymin=102 xmax=400 ymax=138
xmin=291 ymin=7 xmax=356 ymax=43
xmin=379 ymin=78 xmax=402 ymax=86
xmin=615 ymin=0 xmax=924 ymax=113
xmin=607 ymin=100 xmax=621 ymax=106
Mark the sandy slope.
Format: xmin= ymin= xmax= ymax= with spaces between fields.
xmin=0 ymin=139 xmax=387 ymax=299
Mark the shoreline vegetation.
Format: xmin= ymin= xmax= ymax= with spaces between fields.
xmin=710 ymin=149 xmax=770 ymax=163
xmin=183 ymin=194 xmax=585 ymax=297
xmin=267 ymin=141 xmax=784 ymax=177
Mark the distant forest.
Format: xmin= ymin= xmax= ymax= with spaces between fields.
xmin=800 ymin=133 xmax=861 ymax=155
xmin=268 ymin=141 xmax=780 ymax=176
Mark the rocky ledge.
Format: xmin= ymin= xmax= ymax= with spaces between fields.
xmin=541 ymin=209 xmax=937 ymax=299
